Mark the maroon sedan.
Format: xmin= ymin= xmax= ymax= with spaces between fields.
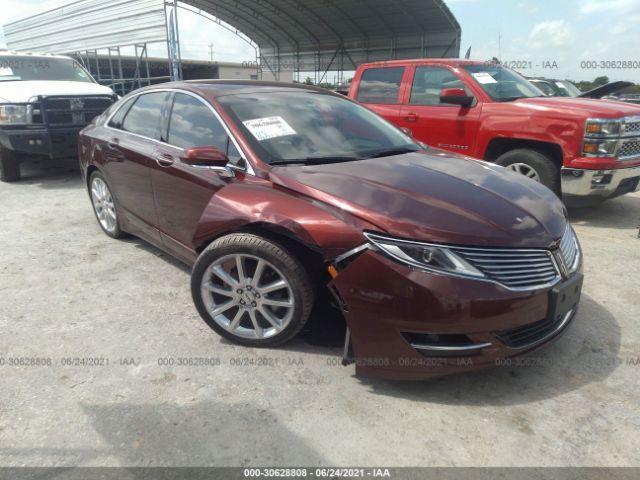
xmin=79 ymin=81 xmax=583 ymax=379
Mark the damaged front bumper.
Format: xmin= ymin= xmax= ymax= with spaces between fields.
xmin=328 ymin=245 xmax=581 ymax=380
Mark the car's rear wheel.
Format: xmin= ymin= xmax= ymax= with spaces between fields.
xmin=89 ymin=171 xmax=123 ymax=238
xmin=191 ymin=233 xmax=315 ymax=347
xmin=0 ymin=148 xmax=21 ymax=182
xmin=496 ymin=148 xmax=560 ymax=195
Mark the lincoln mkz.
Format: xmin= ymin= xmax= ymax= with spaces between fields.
xmin=79 ymin=81 xmax=583 ymax=379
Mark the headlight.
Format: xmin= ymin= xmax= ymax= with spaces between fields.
xmin=364 ymin=232 xmax=485 ymax=279
xmin=0 ymin=104 xmax=28 ymax=124
xmin=585 ymin=119 xmax=621 ymax=137
xmin=583 ymin=139 xmax=618 ymax=156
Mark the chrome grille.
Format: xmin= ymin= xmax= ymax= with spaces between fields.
xmin=559 ymin=226 xmax=579 ymax=273
xmin=619 ymin=140 xmax=640 ymax=159
xmin=451 ymin=246 xmax=559 ymax=290
xmin=624 ymin=121 xmax=640 ymax=135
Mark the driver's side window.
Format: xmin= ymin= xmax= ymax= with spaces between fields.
xmin=167 ymin=93 xmax=244 ymax=167
xmin=409 ymin=67 xmax=469 ymax=106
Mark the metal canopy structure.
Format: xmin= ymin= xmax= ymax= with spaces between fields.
xmin=181 ymin=0 xmax=461 ymax=83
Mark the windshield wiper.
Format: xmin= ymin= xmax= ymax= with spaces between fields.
xmin=270 ymin=156 xmax=360 ymax=166
xmin=361 ymin=146 xmax=421 ymax=159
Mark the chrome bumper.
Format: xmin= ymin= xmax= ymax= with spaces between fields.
xmin=561 ymin=166 xmax=640 ymax=199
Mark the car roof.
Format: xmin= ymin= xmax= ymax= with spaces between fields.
xmin=132 ymin=80 xmax=339 ymax=98
xmin=357 ymin=58 xmax=490 ymax=68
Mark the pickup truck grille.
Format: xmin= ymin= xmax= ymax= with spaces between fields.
xmin=451 ymin=247 xmax=560 ymax=290
xmin=42 ymin=95 xmax=114 ymax=128
xmin=619 ymin=139 xmax=640 ymax=159
xmin=623 ymin=120 xmax=640 ymax=135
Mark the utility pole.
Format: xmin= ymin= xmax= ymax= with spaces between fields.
xmin=208 ymin=43 xmax=214 ymax=62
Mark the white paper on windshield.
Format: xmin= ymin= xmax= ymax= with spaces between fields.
xmin=555 ymin=82 xmax=568 ymax=89
xmin=243 ymin=116 xmax=296 ymax=141
xmin=0 ymin=67 xmax=14 ymax=76
xmin=472 ymin=72 xmax=497 ymax=84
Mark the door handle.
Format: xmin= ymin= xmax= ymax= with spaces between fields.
xmin=155 ymin=153 xmax=175 ymax=167
xmin=107 ymin=138 xmax=120 ymax=149
xmin=404 ymin=112 xmax=419 ymax=122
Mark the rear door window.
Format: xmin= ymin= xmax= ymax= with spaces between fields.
xmin=356 ymin=67 xmax=405 ymax=104
xmin=121 ymin=92 xmax=168 ymax=140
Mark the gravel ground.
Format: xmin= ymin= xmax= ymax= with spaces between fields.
xmin=1 ymin=163 xmax=639 ymax=467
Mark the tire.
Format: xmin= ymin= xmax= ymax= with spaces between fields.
xmin=89 ymin=171 xmax=124 ymax=238
xmin=191 ymin=233 xmax=315 ymax=347
xmin=0 ymin=148 xmax=21 ymax=182
xmin=495 ymin=148 xmax=560 ymax=195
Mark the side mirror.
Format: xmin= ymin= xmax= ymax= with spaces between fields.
xmin=439 ymin=88 xmax=474 ymax=107
xmin=181 ymin=146 xmax=234 ymax=177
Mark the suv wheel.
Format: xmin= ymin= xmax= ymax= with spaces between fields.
xmin=496 ymin=148 xmax=560 ymax=195
xmin=191 ymin=233 xmax=315 ymax=347
xmin=0 ymin=148 xmax=21 ymax=182
xmin=89 ymin=171 xmax=124 ymax=238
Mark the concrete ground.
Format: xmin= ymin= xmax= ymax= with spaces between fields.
xmin=0 ymin=162 xmax=639 ymax=467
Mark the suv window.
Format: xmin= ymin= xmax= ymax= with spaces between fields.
xmin=356 ymin=67 xmax=404 ymax=104
xmin=121 ymin=92 xmax=168 ymax=140
xmin=409 ymin=67 xmax=470 ymax=105
xmin=167 ymin=93 xmax=242 ymax=165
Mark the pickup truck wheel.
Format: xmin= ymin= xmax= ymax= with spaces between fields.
xmin=496 ymin=149 xmax=560 ymax=195
xmin=191 ymin=233 xmax=315 ymax=347
xmin=89 ymin=171 xmax=124 ymax=238
xmin=0 ymin=148 xmax=21 ymax=182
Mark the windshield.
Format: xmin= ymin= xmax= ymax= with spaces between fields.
xmin=0 ymin=56 xmax=95 ymax=83
xmin=463 ymin=64 xmax=545 ymax=101
xmin=556 ymin=80 xmax=582 ymax=97
xmin=530 ymin=80 xmax=555 ymax=96
xmin=217 ymin=91 xmax=420 ymax=165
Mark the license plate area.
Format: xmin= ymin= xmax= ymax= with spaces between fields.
xmin=548 ymin=273 xmax=583 ymax=322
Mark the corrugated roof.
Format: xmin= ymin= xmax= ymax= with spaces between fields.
xmin=182 ymin=0 xmax=461 ymax=71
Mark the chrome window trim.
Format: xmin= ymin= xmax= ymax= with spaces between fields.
xmin=103 ymin=88 xmax=255 ymax=176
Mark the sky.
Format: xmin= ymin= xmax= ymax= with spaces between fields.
xmin=1 ymin=0 xmax=640 ymax=83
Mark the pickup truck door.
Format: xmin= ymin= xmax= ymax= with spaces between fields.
xmin=352 ymin=66 xmax=411 ymax=128
xmin=398 ymin=65 xmax=482 ymax=156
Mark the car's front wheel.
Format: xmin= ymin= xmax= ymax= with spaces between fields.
xmin=191 ymin=233 xmax=315 ymax=347
xmin=89 ymin=171 xmax=124 ymax=238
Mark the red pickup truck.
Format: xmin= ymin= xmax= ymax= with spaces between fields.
xmin=348 ymin=59 xmax=640 ymax=205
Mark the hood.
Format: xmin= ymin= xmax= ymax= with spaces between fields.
xmin=0 ymin=81 xmax=114 ymax=103
xmin=513 ymin=96 xmax=640 ymax=119
xmin=269 ymin=151 xmax=567 ymax=249
xmin=579 ymin=81 xmax=634 ymax=99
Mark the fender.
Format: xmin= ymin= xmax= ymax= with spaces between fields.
xmin=192 ymin=178 xmax=375 ymax=260
xmin=476 ymin=104 xmax=581 ymax=161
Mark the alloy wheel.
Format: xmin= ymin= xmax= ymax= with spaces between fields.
xmin=507 ymin=162 xmax=541 ymax=182
xmin=200 ymin=254 xmax=295 ymax=339
xmin=91 ymin=177 xmax=117 ymax=233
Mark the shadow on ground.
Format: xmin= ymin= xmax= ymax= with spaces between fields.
xmin=0 ymin=402 xmax=326 ymax=469
xmin=568 ymin=194 xmax=640 ymax=231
